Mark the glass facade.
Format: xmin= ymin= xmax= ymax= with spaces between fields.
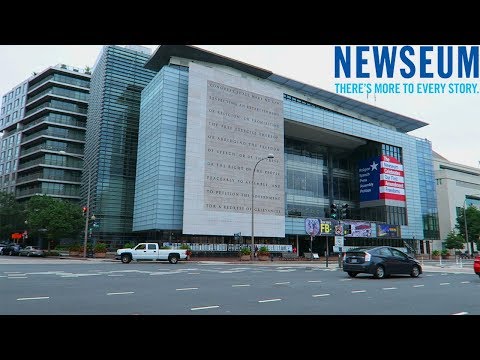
xmin=84 ymin=45 xmax=156 ymax=246
xmin=415 ymin=138 xmax=440 ymax=240
xmin=133 ymin=65 xmax=189 ymax=234
xmin=133 ymin=63 xmax=438 ymax=249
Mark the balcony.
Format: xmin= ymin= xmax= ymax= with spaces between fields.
xmin=27 ymin=87 xmax=89 ymax=106
xmin=24 ymin=101 xmax=88 ymax=119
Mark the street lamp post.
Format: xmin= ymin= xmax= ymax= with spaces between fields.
xmin=463 ymin=198 xmax=470 ymax=257
xmin=251 ymin=154 xmax=274 ymax=261
xmin=59 ymin=151 xmax=91 ymax=258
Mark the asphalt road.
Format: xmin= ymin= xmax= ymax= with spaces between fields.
xmin=1 ymin=261 xmax=479 ymax=315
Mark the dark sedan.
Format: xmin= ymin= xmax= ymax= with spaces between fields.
xmin=342 ymin=246 xmax=422 ymax=279
xmin=1 ymin=243 xmax=22 ymax=256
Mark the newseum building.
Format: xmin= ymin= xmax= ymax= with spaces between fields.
xmin=132 ymin=45 xmax=439 ymax=257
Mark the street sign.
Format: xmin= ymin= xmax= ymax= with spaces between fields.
xmin=334 ymin=236 xmax=344 ymax=247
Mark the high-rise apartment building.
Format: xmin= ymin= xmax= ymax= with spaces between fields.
xmin=1 ymin=65 xmax=91 ymax=202
xmin=0 ymin=80 xmax=29 ymax=194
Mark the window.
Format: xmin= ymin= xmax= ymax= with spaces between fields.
xmin=379 ymin=247 xmax=393 ymax=256
xmin=136 ymin=244 xmax=146 ymax=250
xmin=13 ymin=111 xmax=18 ymax=120
xmin=15 ymin=87 xmax=21 ymax=95
xmin=7 ymin=104 xmax=12 ymax=111
xmin=14 ymin=99 xmax=19 ymax=108
xmin=147 ymin=244 xmax=156 ymax=250
xmin=391 ymin=248 xmax=407 ymax=259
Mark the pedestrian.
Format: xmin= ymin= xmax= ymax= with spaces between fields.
xmin=254 ymin=245 xmax=258 ymax=258
xmin=293 ymin=246 xmax=297 ymax=254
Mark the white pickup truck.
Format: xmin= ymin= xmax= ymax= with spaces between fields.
xmin=115 ymin=243 xmax=190 ymax=264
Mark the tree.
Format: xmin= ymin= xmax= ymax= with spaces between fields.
xmin=444 ymin=230 xmax=465 ymax=251
xmin=455 ymin=205 xmax=480 ymax=252
xmin=0 ymin=191 xmax=25 ymax=241
xmin=25 ymin=195 xmax=84 ymax=248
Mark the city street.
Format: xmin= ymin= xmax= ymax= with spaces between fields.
xmin=1 ymin=258 xmax=479 ymax=315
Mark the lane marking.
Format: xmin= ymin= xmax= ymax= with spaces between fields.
xmin=188 ymin=272 xmax=201 ymax=275
xmin=8 ymin=276 xmax=27 ymax=279
xmin=275 ymin=282 xmax=290 ymax=285
xmin=312 ymin=294 xmax=330 ymax=297
xmin=461 ymin=281 xmax=470 ymax=284
xmin=106 ymin=291 xmax=134 ymax=296
xmin=308 ymin=280 xmax=322 ymax=283
xmin=340 ymin=279 xmax=352 ymax=281
xmin=176 ymin=287 xmax=198 ymax=291
xmin=351 ymin=290 xmax=366 ymax=293
xmin=191 ymin=305 xmax=219 ymax=311
xmin=426 ymin=274 xmax=434 ymax=277
xmin=258 ymin=298 xmax=282 ymax=303
xmin=452 ymin=312 xmax=468 ymax=315
xmin=440 ymin=283 xmax=450 ymax=285
xmin=17 ymin=296 xmax=49 ymax=301
xmin=382 ymin=287 xmax=397 ymax=290
xmin=232 ymin=284 xmax=250 ymax=287
xmin=107 ymin=274 xmax=124 ymax=277
xmin=413 ymin=284 xmax=424 ymax=287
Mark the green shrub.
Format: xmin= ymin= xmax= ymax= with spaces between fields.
xmin=45 ymin=250 xmax=60 ymax=256
xmin=94 ymin=243 xmax=107 ymax=253
xmin=180 ymin=244 xmax=191 ymax=250
xmin=258 ymin=246 xmax=270 ymax=255
xmin=124 ymin=242 xmax=134 ymax=249
xmin=68 ymin=243 xmax=81 ymax=252
xmin=240 ymin=247 xmax=251 ymax=255
xmin=432 ymin=250 xmax=441 ymax=256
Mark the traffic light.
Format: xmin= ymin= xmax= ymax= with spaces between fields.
xmin=330 ymin=203 xmax=337 ymax=219
xmin=82 ymin=206 xmax=87 ymax=216
xmin=341 ymin=203 xmax=349 ymax=219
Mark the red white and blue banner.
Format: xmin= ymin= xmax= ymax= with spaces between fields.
xmin=379 ymin=155 xmax=405 ymax=202
xmin=359 ymin=155 xmax=406 ymax=203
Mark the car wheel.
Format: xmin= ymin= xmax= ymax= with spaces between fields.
xmin=410 ymin=265 xmax=420 ymax=278
xmin=121 ymin=254 xmax=132 ymax=264
xmin=168 ymin=254 xmax=179 ymax=264
xmin=373 ymin=265 xmax=385 ymax=279
xmin=347 ymin=272 xmax=358 ymax=278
